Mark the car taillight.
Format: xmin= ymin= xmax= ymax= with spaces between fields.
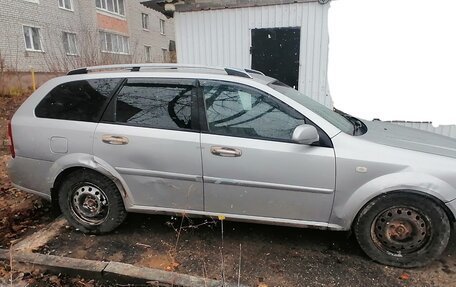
xmin=7 ymin=120 xmax=15 ymax=158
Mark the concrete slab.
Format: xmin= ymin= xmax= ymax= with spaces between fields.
xmin=13 ymin=216 xmax=67 ymax=253
xmin=0 ymin=249 xmax=244 ymax=287
xmin=104 ymin=261 xmax=240 ymax=287
xmin=0 ymin=249 xmax=108 ymax=279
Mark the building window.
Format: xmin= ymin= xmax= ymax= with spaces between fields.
xmin=145 ymin=46 xmax=151 ymax=62
xmin=96 ymin=0 xmax=125 ymax=16
xmin=58 ymin=0 xmax=73 ymax=10
xmin=162 ymin=48 xmax=167 ymax=62
xmin=100 ymin=31 xmax=129 ymax=54
xmin=63 ymin=32 xmax=78 ymax=55
xmin=23 ymin=26 xmax=43 ymax=52
xmin=159 ymin=19 xmax=165 ymax=35
xmin=142 ymin=13 xmax=149 ymax=30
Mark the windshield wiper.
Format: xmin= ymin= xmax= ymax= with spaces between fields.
xmin=334 ymin=108 xmax=365 ymax=135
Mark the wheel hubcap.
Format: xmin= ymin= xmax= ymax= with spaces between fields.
xmin=372 ymin=207 xmax=430 ymax=254
xmin=70 ymin=184 xmax=109 ymax=225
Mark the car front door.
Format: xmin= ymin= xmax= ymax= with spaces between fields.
xmin=93 ymin=78 xmax=204 ymax=211
xmin=199 ymin=80 xmax=336 ymax=223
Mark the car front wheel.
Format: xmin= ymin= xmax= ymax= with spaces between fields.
xmin=354 ymin=193 xmax=451 ymax=268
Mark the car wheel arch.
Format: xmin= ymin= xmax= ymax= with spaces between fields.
xmin=331 ymin=172 xmax=456 ymax=230
xmin=351 ymin=190 xmax=455 ymax=230
xmin=48 ymin=153 xmax=133 ymax=209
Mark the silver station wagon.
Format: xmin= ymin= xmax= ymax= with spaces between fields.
xmin=7 ymin=64 xmax=456 ymax=268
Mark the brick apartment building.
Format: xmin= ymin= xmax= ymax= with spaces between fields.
xmin=0 ymin=0 xmax=175 ymax=74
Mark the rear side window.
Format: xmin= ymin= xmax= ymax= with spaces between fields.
xmin=113 ymin=79 xmax=194 ymax=130
xmin=35 ymin=78 xmax=121 ymax=122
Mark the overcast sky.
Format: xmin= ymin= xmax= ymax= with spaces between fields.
xmin=328 ymin=0 xmax=456 ymax=126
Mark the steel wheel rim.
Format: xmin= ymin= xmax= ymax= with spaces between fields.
xmin=69 ymin=183 xmax=110 ymax=225
xmin=371 ymin=206 xmax=431 ymax=255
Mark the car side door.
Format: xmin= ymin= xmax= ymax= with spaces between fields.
xmin=199 ymin=80 xmax=336 ymax=223
xmin=93 ymin=77 xmax=204 ymax=211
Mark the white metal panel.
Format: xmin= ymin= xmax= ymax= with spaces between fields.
xmin=175 ymin=2 xmax=333 ymax=107
xmin=391 ymin=122 xmax=456 ymax=139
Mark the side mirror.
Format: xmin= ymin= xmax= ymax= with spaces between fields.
xmin=292 ymin=124 xmax=320 ymax=145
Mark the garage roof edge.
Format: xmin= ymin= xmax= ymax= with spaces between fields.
xmin=141 ymin=0 xmax=327 ymax=16
xmin=175 ymin=0 xmax=323 ymax=13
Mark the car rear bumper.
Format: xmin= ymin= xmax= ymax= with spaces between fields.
xmin=7 ymin=156 xmax=52 ymax=200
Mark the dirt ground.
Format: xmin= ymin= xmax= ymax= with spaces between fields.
xmin=36 ymin=214 xmax=456 ymax=287
xmin=1 ymin=94 xmax=456 ymax=286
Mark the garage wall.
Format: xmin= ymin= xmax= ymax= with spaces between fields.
xmin=174 ymin=2 xmax=333 ymax=108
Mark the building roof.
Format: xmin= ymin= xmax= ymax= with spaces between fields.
xmin=141 ymin=0 xmax=325 ymax=16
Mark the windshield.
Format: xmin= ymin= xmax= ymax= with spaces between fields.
xmin=268 ymin=81 xmax=354 ymax=135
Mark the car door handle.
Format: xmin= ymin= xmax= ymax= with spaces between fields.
xmin=102 ymin=135 xmax=129 ymax=145
xmin=210 ymin=146 xmax=242 ymax=157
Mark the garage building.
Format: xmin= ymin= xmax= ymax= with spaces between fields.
xmin=143 ymin=0 xmax=333 ymax=108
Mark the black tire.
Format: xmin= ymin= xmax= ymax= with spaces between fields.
xmin=58 ymin=169 xmax=127 ymax=234
xmin=354 ymin=193 xmax=450 ymax=268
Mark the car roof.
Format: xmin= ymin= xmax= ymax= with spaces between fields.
xmin=66 ymin=64 xmax=277 ymax=86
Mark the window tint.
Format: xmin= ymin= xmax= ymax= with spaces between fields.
xmin=202 ymin=80 xmax=305 ymax=141
xmin=35 ymin=78 xmax=121 ymax=122
xmin=115 ymin=80 xmax=193 ymax=130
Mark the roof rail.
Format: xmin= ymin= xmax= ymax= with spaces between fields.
xmin=245 ymin=68 xmax=265 ymax=76
xmin=66 ymin=63 xmax=257 ymax=79
xmin=224 ymin=68 xmax=252 ymax=79
xmin=67 ymin=63 xmax=225 ymax=75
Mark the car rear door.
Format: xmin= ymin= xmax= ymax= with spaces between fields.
xmin=199 ymin=80 xmax=336 ymax=222
xmin=93 ymin=78 xmax=204 ymax=211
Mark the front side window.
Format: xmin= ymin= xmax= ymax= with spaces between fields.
xmin=35 ymin=78 xmax=121 ymax=122
xmin=58 ymin=0 xmax=72 ymax=10
xmin=96 ymin=0 xmax=125 ymax=16
xmin=268 ymin=81 xmax=355 ymax=135
xmin=23 ymin=26 xmax=42 ymax=51
xmin=142 ymin=13 xmax=149 ymax=30
xmin=63 ymin=32 xmax=78 ymax=55
xmin=202 ymin=80 xmax=305 ymax=142
xmin=114 ymin=79 xmax=194 ymax=130
xmin=100 ymin=31 xmax=129 ymax=54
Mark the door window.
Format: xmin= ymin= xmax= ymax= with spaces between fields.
xmin=35 ymin=78 xmax=121 ymax=122
xmin=114 ymin=79 xmax=194 ymax=130
xmin=201 ymin=80 xmax=305 ymax=142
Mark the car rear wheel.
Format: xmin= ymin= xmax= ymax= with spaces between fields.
xmin=354 ymin=193 xmax=451 ymax=268
xmin=58 ymin=169 xmax=127 ymax=234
